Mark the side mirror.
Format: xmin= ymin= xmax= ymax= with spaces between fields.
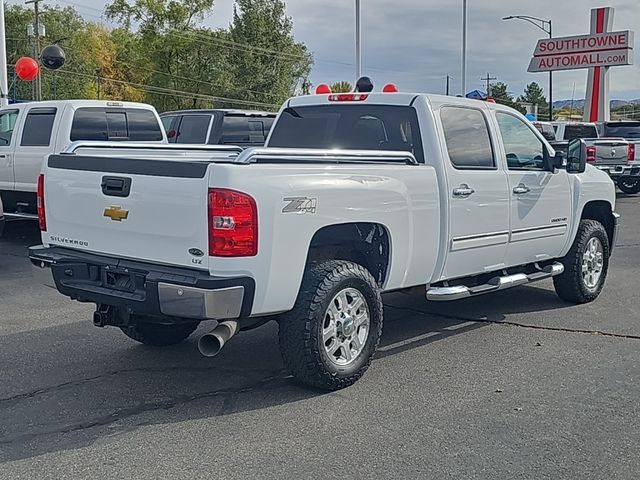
xmin=566 ymin=138 xmax=587 ymax=174
xmin=543 ymin=146 xmax=565 ymax=173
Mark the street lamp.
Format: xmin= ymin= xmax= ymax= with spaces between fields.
xmin=503 ymin=15 xmax=553 ymax=121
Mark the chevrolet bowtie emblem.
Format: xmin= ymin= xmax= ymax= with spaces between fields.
xmin=103 ymin=206 xmax=129 ymax=222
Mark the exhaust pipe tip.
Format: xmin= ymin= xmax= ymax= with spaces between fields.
xmin=197 ymin=320 xmax=239 ymax=357
xmin=198 ymin=333 xmax=225 ymax=357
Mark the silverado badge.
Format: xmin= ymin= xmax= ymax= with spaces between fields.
xmin=103 ymin=206 xmax=129 ymax=222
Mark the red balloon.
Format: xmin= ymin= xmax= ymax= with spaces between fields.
xmin=16 ymin=57 xmax=39 ymax=81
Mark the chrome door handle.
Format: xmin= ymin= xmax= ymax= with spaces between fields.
xmin=513 ymin=184 xmax=531 ymax=195
xmin=453 ymin=184 xmax=475 ymax=198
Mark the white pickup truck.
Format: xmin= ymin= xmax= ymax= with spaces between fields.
xmin=0 ymin=100 xmax=166 ymax=219
xmin=29 ymin=86 xmax=619 ymax=390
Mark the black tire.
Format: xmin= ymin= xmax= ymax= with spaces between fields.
xmin=617 ymin=179 xmax=640 ymax=194
xmin=553 ymin=219 xmax=610 ymax=304
xmin=278 ymin=260 xmax=383 ymax=391
xmin=120 ymin=317 xmax=199 ymax=346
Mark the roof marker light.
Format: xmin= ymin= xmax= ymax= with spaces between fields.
xmin=382 ymin=83 xmax=399 ymax=93
xmin=315 ymin=84 xmax=332 ymax=95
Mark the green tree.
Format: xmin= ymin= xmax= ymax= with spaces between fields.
xmin=228 ymin=0 xmax=313 ymax=107
xmin=330 ymin=81 xmax=352 ymax=93
xmin=517 ymin=82 xmax=549 ymax=118
xmin=490 ymin=82 xmax=524 ymax=113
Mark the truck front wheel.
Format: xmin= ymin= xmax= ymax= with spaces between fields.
xmin=278 ymin=260 xmax=383 ymax=390
xmin=120 ymin=317 xmax=199 ymax=346
xmin=553 ymin=220 xmax=610 ymax=304
xmin=617 ymin=179 xmax=640 ymax=194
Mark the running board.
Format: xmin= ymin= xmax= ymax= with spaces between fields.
xmin=426 ymin=262 xmax=564 ymax=301
xmin=4 ymin=212 xmax=38 ymax=220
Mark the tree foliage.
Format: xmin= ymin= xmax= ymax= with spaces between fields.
xmin=491 ymin=82 xmax=524 ymax=113
xmin=517 ymin=82 xmax=549 ymax=117
xmin=330 ymin=81 xmax=352 ymax=93
xmin=4 ymin=1 xmax=313 ymax=112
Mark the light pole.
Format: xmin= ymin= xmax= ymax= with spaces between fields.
xmin=462 ymin=0 xmax=467 ymax=96
xmin=503 ymin=15 xmax=553 ymax=121
xmin=0 ymin=1 xmax=9 ymax=106
xmin=355 ymin=0 xmax=362 ymax=81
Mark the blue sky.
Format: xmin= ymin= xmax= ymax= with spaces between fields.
xmin=8 ymin=0 xmax=640 ymax=100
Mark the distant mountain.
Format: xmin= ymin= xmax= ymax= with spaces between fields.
xmin=552 ymin=99 xmax=640 ymax=109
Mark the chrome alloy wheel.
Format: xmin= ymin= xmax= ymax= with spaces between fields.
xmin=323 ymin=288 xmax=370 ymax=366
xmin=582 ymin=237 xmax=604 ymax=289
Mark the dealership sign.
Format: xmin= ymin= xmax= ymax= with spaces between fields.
xmin=528 ymin=31 xmax=634 ymax=72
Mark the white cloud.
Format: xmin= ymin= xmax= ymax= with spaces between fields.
xmin=7 ymin=0 xmax=640 ymax=99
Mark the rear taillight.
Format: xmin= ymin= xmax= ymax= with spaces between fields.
xmin=37 ymin=174 xmax=46 ymax=231
xmin=628 ymin=143 xmax=636 ymax=162
xmin=208 ymin=188 xmax=258 ymax=257
xmin=586 ymin=146 xmax=597 ymax=164
xmin=328 ymin=93 xmax=369 ymax=102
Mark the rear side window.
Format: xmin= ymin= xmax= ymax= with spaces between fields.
xmin=268 ymin=105 xmax=424 ymax=163
xmin=602 ymin=122 xmax=640 ymax=139
xmin=175 ymin=115 xmax=211 ymax=143
xmin=563 ymin=124 xmax=598 ymax=140
xmin=21 ymin=108 xmax=57 ymax=146
xmin=71 ymin=108 xmax=163 ymax=141
xmin=220 ymin=116 xmax=273 ymax=145
xmin=0 ymin=110 xmax=18 ymax=146
xmin=440 ymin=107 xmax=495 ymax=169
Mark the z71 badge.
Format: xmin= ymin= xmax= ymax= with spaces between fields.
xmin=282 ymin=197 xmax=317 ymax=214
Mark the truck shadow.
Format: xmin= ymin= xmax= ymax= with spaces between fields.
xmin=0 ymin=293 xmax=507 ymax=463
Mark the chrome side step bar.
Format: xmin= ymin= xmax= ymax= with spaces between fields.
xmin=4 ymin=212 xmax=38 ymax=220
xmin=426 ymin=262 xmax=564 ymax=301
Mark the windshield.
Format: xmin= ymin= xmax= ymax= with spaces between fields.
xmin=603 ymin=122 xmax=640 ymax=139
xmin=268 ymin=104 xmax=424 ymax=163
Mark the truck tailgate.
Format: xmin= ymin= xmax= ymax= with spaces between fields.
xmin=593 ymin=140 xmax=628 ymax=166
xmin=43 ymin=155 xmax=210 ymax=270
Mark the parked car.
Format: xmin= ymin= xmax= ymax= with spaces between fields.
xmin=551 ymin=121 xmax=636 ymax=193
xmin=532 ymin=121 xmax=556 ymax=142
xmin=160 ymin=109 xmax=276 ymax=147
xmin=0 ymin=100 xmax=167 ymax=220
xmin=597 ymin=121 xmax=640 ymax=193
xmin=31 ymin=85 xmax=618 ymax=391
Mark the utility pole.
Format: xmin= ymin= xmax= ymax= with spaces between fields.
xmin=482 ymin=73 xmax=497 ymax=97
xmin=461 ymin=0 xmax=467 ymax=96
xmin=25 ymin=0 xmax=44 ymax=101
xmin=445 ymin=75 xmax=450 ymax=96
xmin=0 ymin=1 xmax=9 ymax=106
xmin=355 ymin=0 xmax=362 ymax=81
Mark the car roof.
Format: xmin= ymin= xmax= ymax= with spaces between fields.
xmin=2 ymin=99 xmax=156 ymax=111
xmin=160 ymin=109 xmax=276 ymax=117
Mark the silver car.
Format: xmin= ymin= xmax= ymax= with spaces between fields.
xmin=0 ymin=195 xmax=4 ymax=237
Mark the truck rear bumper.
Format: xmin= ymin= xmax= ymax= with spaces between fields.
xmin=597 ymin=165 xmax=640 ymax=178
xmin=28 ymin=245 xmax=255 ymax=321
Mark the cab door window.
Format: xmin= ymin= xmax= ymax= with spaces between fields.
xmin=496 ymin=113 xmax=546 ymax=171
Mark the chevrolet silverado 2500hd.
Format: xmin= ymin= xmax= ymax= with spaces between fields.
xmin=29 ymin=88 xmax=619 ymax=390
xmin=0 ymin=100 xmax=166 ymax=220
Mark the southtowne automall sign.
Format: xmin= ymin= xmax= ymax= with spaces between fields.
xmin=528 ymin=31 xmax=634 ymax=72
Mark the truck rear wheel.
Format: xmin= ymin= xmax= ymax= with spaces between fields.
xmin=278 ymin=260 xmax=383 ymax=391
xmin=553 ymin=220 xmax=610 ymax=304
xmin=617 ymin=179 xmax=640 ymax=194
xmin=120 ymin=317 xmax=199 ymax=346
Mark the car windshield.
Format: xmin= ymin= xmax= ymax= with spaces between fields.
xmin=603 ymin=122 xmax=640 ymax=139
xmin=268 ymin=104 xmax=424 ymax=163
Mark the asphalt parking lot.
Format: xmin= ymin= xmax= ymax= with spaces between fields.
xmin=1 ymin=194 xmax=639 ymax=480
